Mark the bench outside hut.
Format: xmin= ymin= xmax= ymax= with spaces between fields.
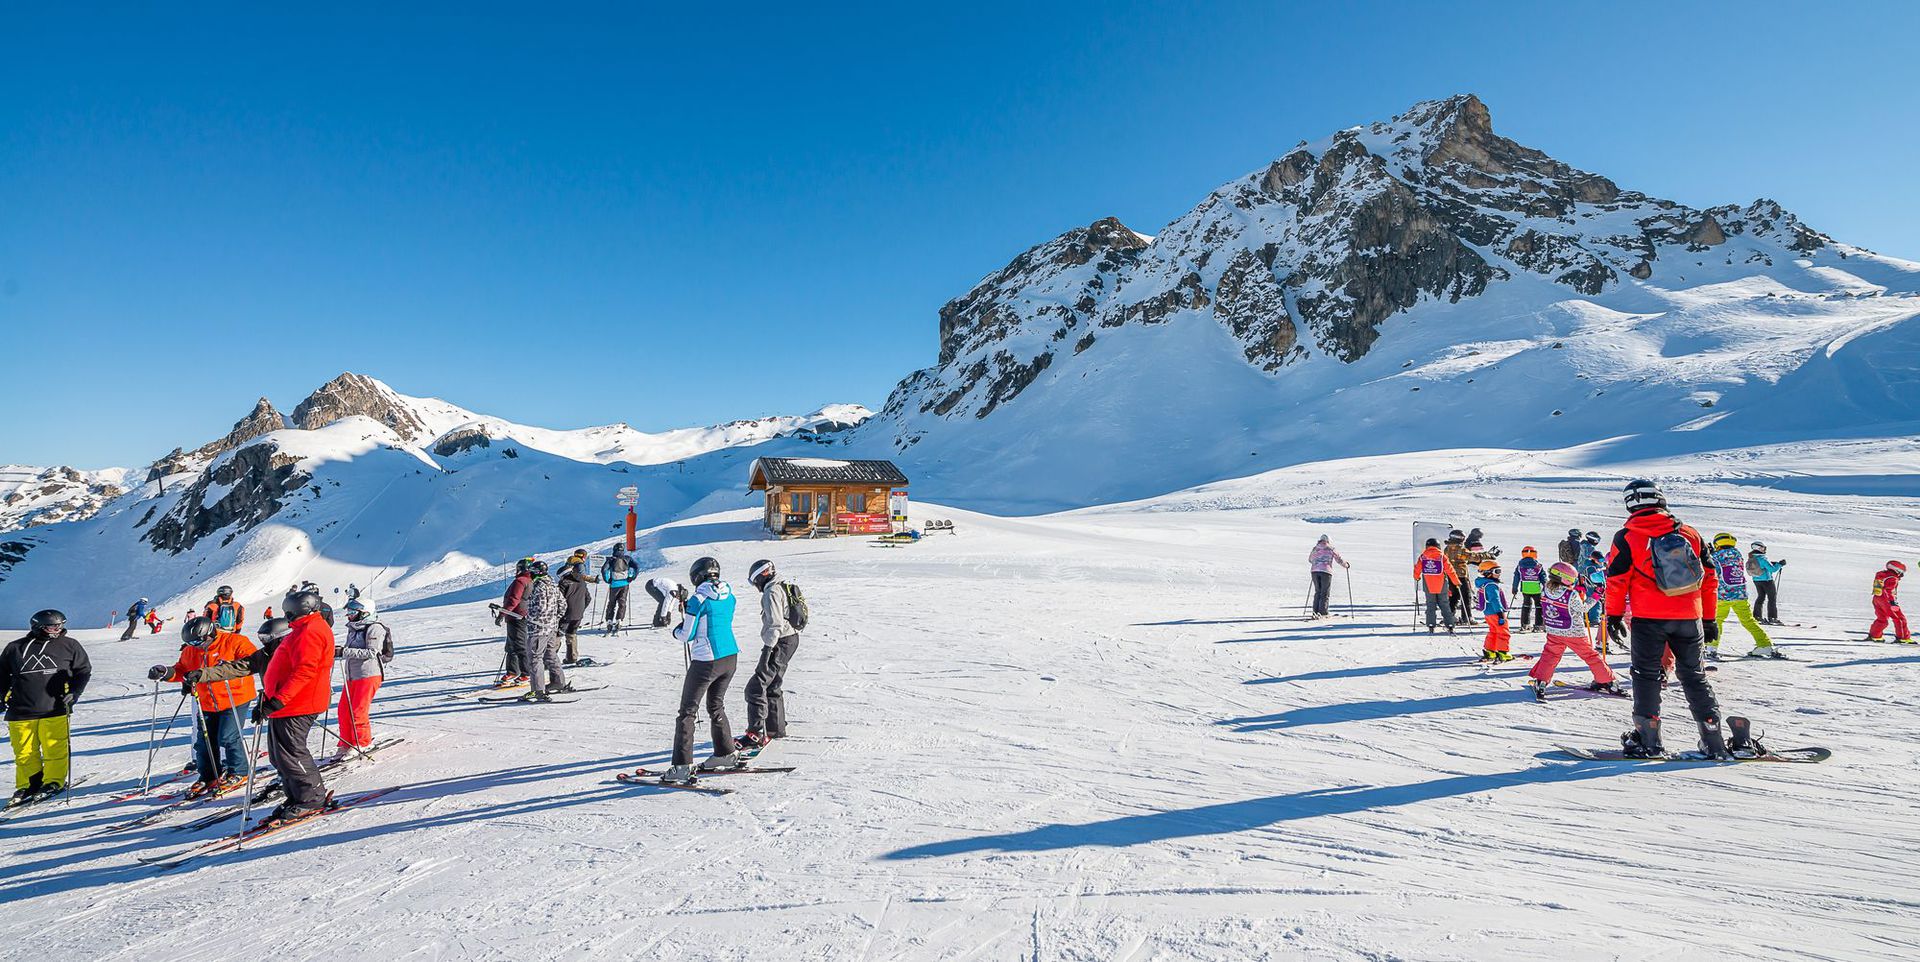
xmin=748 ymin=457 xmax=909 ymax=538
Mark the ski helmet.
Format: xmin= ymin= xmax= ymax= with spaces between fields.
xmin=526 ymin=560 xmax=549 ymax=578
xmin=181 ymin=616 xmax=216 ymax=646
xmin=1622 ymin=479 xmax=1666 ymax=511
xmin=344 ymin=598 xmax=375 ymax=621
xmin=1547 ymin=561 xmax=1578 ymax=583
xmin=690 ymin=556 xmax=721 ymax=585
xmin=1567 ymin=528 xmax=1582 ymax=540
xmin=283 ymin=588 xmax=324 ymax=618
xmin=258 ymin=616 xmax=293 ymax=641
xmin=748 ymin=559 xmax=776 ymax=590
xmin=514 ymin=557 xmax=533 ymax=574
xmin=1478 ymin=560 xmax=1499 ymax=575
xmin=1712 ymin=532 xmax=1736 ymax=550
xmin=1316 ymin=534 xmax=1330 ymax=544
xmin=1448 ymin=529 xmax=1464 ymax=541
xmin=217 ymin=585 xmax=234 ymax=599
xmin=1521 ymin=546 xmax=1538 ymax=557
xmin=1750 ymin=542 xmax=1767 ymax=554
xmin=1889 ymin=560 xmax=1908 ymax=576
xmin=1584 ymin=531 xmax=1600 ymax=543
xmin=1424 ymin=538 xmax=1440 ymax=548
xmin=28 ymin=609 xmax=66 ymax=635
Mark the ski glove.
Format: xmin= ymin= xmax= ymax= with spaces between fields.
xmin=1702 ymin=619 xmax=1719 ymax=645
xmin=251 ymin=696 xmax=284 ymax=724
xmin=1605 ymin=615 xmax=1627 ymax=642
xmin=147 ymin=665 xmax=169 ymax=681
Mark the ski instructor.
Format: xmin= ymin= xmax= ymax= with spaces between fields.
xmin=1603 ymin=479 xmax=1733 ymax=759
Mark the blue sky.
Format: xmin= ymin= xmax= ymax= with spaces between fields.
xmin=4 ymin=2 xmax=1917 ymax=467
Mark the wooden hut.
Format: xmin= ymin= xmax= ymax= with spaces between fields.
xmin=748 ymin=457 xmax=909 ymax=538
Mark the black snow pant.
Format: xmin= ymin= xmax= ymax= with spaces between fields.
xmin=504 ymin=617 xmax=527 ymax=676
xmin=120 ymin=619 xmax=137 ymax=641
xmin=744 ymin=635 xmax=800 ymax=737
xmin=1629 ymin=618 xmax=1721 ymax=726
xmin=1424 ymin=590 xmax=1455 ymax=629
xmin=605 ymin=585 xmax=630 ymax=627
xmin=672 ymin=654 xmax=737 ymax=766
xmin=1310 ymin=571 xmax=1333 ymax=615
xmin=560 ymin=618 xmax=582 ymax=662
xmin=1452 ymin=578 xmax=1475 ymax=622
xmin=267 ymin=713 xmax=326 ymax=812
xmin=1517 ymin=593 xmax=1541 ymax=630
xmin=646 ymin=582 xmax=672 ymax=627
xmin=1754 ymin=581 xmax=1779 ymax=621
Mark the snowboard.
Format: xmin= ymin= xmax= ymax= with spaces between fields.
xmin=1556 ymin=745 xmax=1830 ymax=764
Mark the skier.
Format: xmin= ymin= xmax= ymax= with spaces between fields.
xmin=149 ymin=616 xmax=257 ymax=796
xmin=203 ymin=585 xmax=245 ymax=632
xmin=1510 ymin=547 xmax=1546 ymax=632
xmin=1604 ymin=479 xmax=1733 ymax=759
xmin=1525 ymin=562 xmax=1621 ymax=699
xmin=255 ymin=587 xmax=336 ymax=825
xmin=1 ymin=610 xmax=91 ymax=806
xmin=1747 ymin=543 xmax=1786 ymax=625
xmin=495 ymin=559 xmax=532 ymax=686
xmin=1443 ymin=530 xmax=1474 ymax=621
xmin=1557 ymin=528 xmax=1583 ymax=566
xmin=1306 ymin=535 xmax=1350 ymax=619
xmin=1474 ymin=561 xmax=1513 ymax=662
xmin=557 ymin=554 xmax=595 ymax=665
xmin=185 ymin=617 xmax=291 ymax=687
xmin=601 ymin=546 xmax=638 ymax=633
xmin=1413 ymin=538 xmax=1459 ymax=634
xmin=262 ymin=606 xmax=274 ymax=620
xmin=645 ymin=576 xmax=684 ymax=628
xmin=737 ymin=559 xmax=802 ymax=752
xmin=334 ymin=599 xmax=391 ymax=754
xmin=656 ymin=556 xmax=741 ymax=785
xmin=1709 ymin=533 xmax=1781 ymax=659
xmin=145 ymin=609 xmax=164 ymax=634
xmin=518 ymin=560 xmax=572 ymax=702
xmin=120 ymin=597 xmax=150 ymax=641
xmin=1576 ymin=534 xmax=1604 ymax=584
xmin=1868 ymin=560 xmax=1913 ymax=644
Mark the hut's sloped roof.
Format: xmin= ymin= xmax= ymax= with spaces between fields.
xmin=750 ymin=457 xmax=909 ymax=488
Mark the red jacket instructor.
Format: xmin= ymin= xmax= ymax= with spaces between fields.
xmin=1603 ymin=479 xmax=1732 ymax=758
xmin=256 ymin=586 xmax=336 ymax=823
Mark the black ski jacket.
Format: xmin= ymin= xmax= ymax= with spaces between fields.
xmin=559 ymin=572 xmax=592 ymax=621
xmin=0 ymin=632 xmax=93 ymax=721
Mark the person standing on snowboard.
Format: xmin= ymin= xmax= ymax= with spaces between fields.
xmin=737 ymin=559 xmax=802 ymax=752
xmin=649 ymin=556 xmax=741 ymax=785
xmin=1604 ymin=480 xmax=1734 ymax=759
xmin=1868 ymin=560 xmax=1913 ymax=644
xmin=1306 ymin=536 xmax=1349 ymax=619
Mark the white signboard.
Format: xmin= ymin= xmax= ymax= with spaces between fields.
xmin=616 ymin=485 xmax=640 ymax=507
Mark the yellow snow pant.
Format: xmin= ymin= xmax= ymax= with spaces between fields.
xmin=1715 ymin=599 xmax=1773 ymax=650
xmin=9 ymin=715 xmax=71 ymax=791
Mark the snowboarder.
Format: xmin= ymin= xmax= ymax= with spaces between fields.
xmin=334 ymin=599 xmax=391 ymax=753
xmin=1709 ymin=533 xmax=1780 ymax=659
xmin=255 ymin=587 xmax=336 ymax=825
xmin=658 ymin=556 xmax=741 ymax=785
xmin=1307 ymin=535 xmax=1349 ymax=618
xmin=601 ymin=546 xmax=638 ymax=633
xmin=557 ymin=553 xmax=595 ymax=664
xmin=149 ymin=616 xmax=257 ymax=796
xmin=1510 ymin=547 xmax=1546 ymax=632
xmin=1413 ymin=538 xmax=1459 ymax=634
xmin=518 ymin=561 xmax=571 ymax=702
xmin=1474 ymin=561 xmax=1513 ymax=662
xmin=738 ymin=559 xmax=802 ymax=751
xmin=2 ymin=610 xmax=91 ymax=806
xmin=1525 ymin=562 xmax=1620 ymax=699
xmin=120 ymin=597 xmax=150 ymax=641
xmin=1747 ymin=543 xmax=1786 ymax=625
xmin=495 ymin=559 xmax=532 ymax=686
xmin=1868 ymin=560 xmax=1912 ymax=644
xmin=1604 ymin=479 xmax=1732 ymax=759
xmin=645 ymin=576 xmax=684 ymax=628
xmin=1557 ymin=528 xmax=1583 ymax=566
xmin=203 ymin=585 xmax=245 ymax=632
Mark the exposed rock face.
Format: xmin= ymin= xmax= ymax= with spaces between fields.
xmin=432 ymin=425 xmax=495 ymax=457
xmin=293 ymin=372 xmax=429 ymax=440
xmin=191 ymin=397 xmax=287 ymax=460
xmin=144 ymin=442 xmax=308 ymax=554
xmin=884 ymin=94 xmax=1841 ymax=423
xmin=0 ymin=466 xmax=126 ymax=534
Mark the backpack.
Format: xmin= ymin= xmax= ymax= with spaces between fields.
xmin=782 ymin=582 xmax=810 ymax=631
xmin=608 ymin=555 xmax=632 ymax=579
xmin=1646 ymin=519 xmax=1705 ymax=597
xmin=378 ymin=622 xmax=395 ymax=662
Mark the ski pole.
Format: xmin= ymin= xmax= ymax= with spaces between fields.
xmin=240 ymin=709 xmax=265 ymax=842
xmin=1345 ymin=567 xmax=1355 ymax=619
xmin=139 ymin=680 xmax=161 ymax=793
xmin=313 ymin=721 xmax=376 ymax=761
xmin=145 ymin=691 xmax=190 ymax=792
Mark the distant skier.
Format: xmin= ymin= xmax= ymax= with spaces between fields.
xmin=655 ymin=557 xmax=741 ymax=785
xmin=120 ymin=597 xmax=150 ymax=641
xmin=255 ymin=587 xmax=336 ymax=826
xmin=203 ymin=585 xmax=245 ymax=632
xmin=557 ymin=553 xmax=595 ymax=665
xmin=1 ymin=610 xmax=91 ymax=806
xmin=146 ymin=609 xmax=165 ymax=634
xmin=495 ymin=559 xmax=532 ymax=686
xmin=150 ymin=616 xmax=257 ymax=796
xmin=1443 ymin=531 xmax=1474 ymax=621
xmin=1413 ymin=538 xmax=1459 ymax=634
xmin=334 ymin=599 xmax=391 ymax=754
xmin=1709 ymin=533 xmax=1780 ymax=659
xmin=1525 ymin=562 xmax=1620 ymax=699
xmin=601 ymin=546 xmax=638 ymax=633
xmin=1474 ymin=561 xmax=1512 ymax=662
xmin=1604 ymin=479 xmax=1732 ymax=759
xmin=645 ymin=576 xmax=684 ymax=629
xmin=1557 ymin=528 xmax=1583 ymax=566
xmin=518 ymin=561 xmax=572 ymax=702
xmin=1868 ymin=560 xmax=1913 ymax=644
xmin=1746 ymin=543 xmax=1786 ymax=625
xmin=737 ymin=559 xmax=803 ymax=752
xmin=1510 ymin=547 xmax=1546 ymax=632
xmin=1306 ymin=535 xmax=1350 ymax=619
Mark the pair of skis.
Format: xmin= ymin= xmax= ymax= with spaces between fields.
xmin=139 ymin=787 xmax=401 ymax=869
xmin=0 ymin=776 xmax=96 ymax=825
xmin=612 ymin=765 xmax=795 ymax=796
xmin=173 ymin=736 xmax=404 ymax=833
xmin=476 ymin=684 xmax=608 ymax=704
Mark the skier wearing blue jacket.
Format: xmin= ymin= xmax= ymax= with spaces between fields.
xmin=601 ymin=546 xmax=639 ymax=634
xmin=1747 ymin=543 xmax=1786 ymax=625
xmin=655 ymin=556 xmax=741 ymax=785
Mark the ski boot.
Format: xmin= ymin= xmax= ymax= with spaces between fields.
xmin=1525 ymin=679 xmax=1548 ymax=702
xmin=517 ymin=691 xmax=552 ymax=703
xmin=1704 ymin=644 xmax=1721 ymax=662
xmin=1897 ymin=637 xmax=1918 ymax=646
xmin=1746 ymin=645 xmax=1786 ymax=660
xmin=734 ymin=730 xmax=770 ymax=756
xmin=1866 ymin=636 xmax=1885 ymax=644
xmin=1427 ymin=626 xmax=1436 ymax=635
xmin=184 ymin=780 xmax=217 ymax=799
xmin=1698 ymin=717 xmax=1733 ymax=761
xmin=548 ymin=683 xmax=577 ymax=694
xmin=658 ymin=764 xmax=697 ymax=786
xmin=7 ymin=787 xmax=34 ymax=808
xmin=213 ymin=773 xmax=248 ymax=794
xmin=1587 ymin=680 xmax=1625 ymax=696
xmin=1621 ymin=715 xmax=1664 ymax=759
xmin=698 ymin=752 xmax=745 ymax=772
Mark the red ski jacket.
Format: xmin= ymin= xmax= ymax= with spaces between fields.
xmin=1604 ymin=508 xmax=1717 ymax=621
xmin=263 ymin=612 xmax=334 ymax=717
xmin=1874 ymin=568 xmax=1902 ymax=605
xmin=502 ymin=573 xmax=531 ymax=615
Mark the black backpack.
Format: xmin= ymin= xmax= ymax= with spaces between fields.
xmin=783 ymin=582 xmax=810 ymax=631
xmin=1647 ymin=519 xmax=1705 ymax=597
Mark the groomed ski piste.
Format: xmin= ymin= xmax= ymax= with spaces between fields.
xmin=3 ymin=445 xmax=1918 ymax=961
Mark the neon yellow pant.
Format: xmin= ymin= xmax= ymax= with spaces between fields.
xmin=9 ymin=715 xmax=71 ymax=791
xmin=1715 ymin=599 xmax=1773 ymax=649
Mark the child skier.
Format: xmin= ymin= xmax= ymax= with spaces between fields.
xmin=1710 ymin=533 xmax=1781 ymax=659
xmin=1510 ymin=547 xmax=1546 ymax=632
xmin=1525 ymin=563 xmax=1621 ymax=700
xmin=1414 ymin=538 xmax=1459 ymax=634
xmin=1306 ymin=535 xmax=1349 ymax=619
xmin=1869 ymin=560 xmax=1913 ymax=644
xmin=1474 ymin=560 xmax=1513 ymax=662
xmin=1747 ymin=543 xmax=1786 ymax=625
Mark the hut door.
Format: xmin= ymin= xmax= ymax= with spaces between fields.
xmin=814 ymin=491 xmax=833 ymax=530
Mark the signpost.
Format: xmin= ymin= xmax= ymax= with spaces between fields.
xmin=889 ymin=489 xmax=910 ymax=534
xmin=617 ymin=486 xmax=639 ymax=552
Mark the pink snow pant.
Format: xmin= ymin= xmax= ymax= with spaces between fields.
xmin=337 ymin=676 xmax=382 ymax=748
xmin=1529 ymin=632 xmax=1616 ymax=685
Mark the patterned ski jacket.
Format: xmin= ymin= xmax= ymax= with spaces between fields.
xmin=524 ymin=576 xmax=565 ymax=637
xmin=1308 ymin=543 xmax=1346 ymax=573
xmin=1711 ymin=547 xmax=1750 ymax=602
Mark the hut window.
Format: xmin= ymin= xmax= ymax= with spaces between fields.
xmin=845 ymin=493 xmax=868 ymax=513
xmin=789 ymin=492 xmax=813 ymax=515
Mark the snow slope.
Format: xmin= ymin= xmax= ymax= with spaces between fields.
xmin=3 ymin=448 xmax=1916 ymax=961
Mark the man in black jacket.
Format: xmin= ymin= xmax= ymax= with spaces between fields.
xmin=557 ymin=552 xmax=596 ymax=665
xmin=2 ymin=610 xmax=92 ymax=805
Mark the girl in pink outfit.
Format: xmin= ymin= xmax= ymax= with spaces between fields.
xmin=1526 ymin=562 xmax=1621 ymax=700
